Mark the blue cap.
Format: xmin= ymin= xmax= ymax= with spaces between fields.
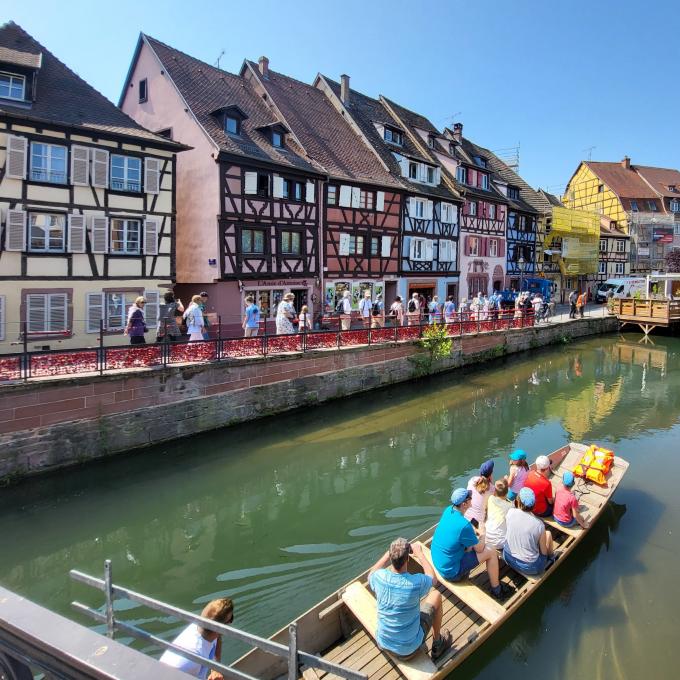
xmin=510 ymin=449 xmax=527 ymax=461
xmin=479 ymin=460 xmax=495 ymax=478
xmin=451 ymin=487 xmax=472 ymax=506
xmin=518 ymin=487 xmax=535 ymax=508
xmin=563 ymin=470 xmax=575 ymax=487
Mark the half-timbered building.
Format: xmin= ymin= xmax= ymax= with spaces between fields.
xmin=598 ymin=217 xmax=630 ymax=284
xmin=0 ymin=22 xmax=185 ymax=353
xmin=121 ymin=37 xmax=325 ymax=326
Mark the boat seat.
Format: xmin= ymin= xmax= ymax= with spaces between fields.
xmin=543 ymin=516 xmax=583 ymax=538
xmin=341 ymin=581 xmax=437 ymax=680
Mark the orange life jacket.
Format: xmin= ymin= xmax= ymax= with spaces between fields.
xmin=572 ymin=444 xmax=614 ymax=486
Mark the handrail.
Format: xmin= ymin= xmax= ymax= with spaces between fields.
xmin=70 ymin=561 xmax=367 ymax=680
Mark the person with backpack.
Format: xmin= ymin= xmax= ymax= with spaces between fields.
xmin=389 ymin=296 xmax=404 ymax=326
xmin=428 ymin=295 xmax=442 ymax=324
xmin=359 ymin=289 xmax=373 ymax=329
xmin=338 ymin=290 xmax=353 ymax=331
xmin=371 ymin=294 xmax=384 ymax=328
xmin=444 ymin=296 xmax=456 ymax=324
xmin=407 ymin=292 xmax=420 ymax=325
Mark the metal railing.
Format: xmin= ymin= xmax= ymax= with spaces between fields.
xmin=70 ymin=560 xmax=366 ymax=680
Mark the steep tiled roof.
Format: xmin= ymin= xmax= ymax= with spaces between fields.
xmin=0 ymin=22 xmax=181 ymax=147
xmin=0 ymin=43 xmax=41 ymax=68
xmin=585 ymin=161 xmax=657 ymax=199
xmin=634 ymin=165 xmax=680 ymax=199
xmin=481 ymin=150 xmax=540 ymax=214
xmin=145 ymin=37 xmax=320 ymax=173
xmin=450 ymin=137 xmax=508 ymax=203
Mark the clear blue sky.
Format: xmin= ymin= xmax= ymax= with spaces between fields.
xmin=4 ymin=0 xmax=678 ymax=194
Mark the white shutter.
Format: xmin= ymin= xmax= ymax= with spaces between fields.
xmin=339 ymin=233 xmax=350 ymax=256
xmin=351 ymin=187 xmax=361 ymax=208
xmin=26 ymin=294 xmax=46 ymax=333
xmin=68 ymin=214 xmax=87 ymax=253
xmin=6 ymin=209 xmax=26 ymax=251
xmin=272 ymin=174 xmax=284 ymax=198
xmin=49 ymin=294 xmax=68 ymax=332
xmin=6 ymin=135 xmax=27 ymax=179
xmin=408 ymin=197 xmax=416 ymax=218
xmin=426 ymin=200 xmax=434 ymax=220
xmin=86 ymin=293 xmax=104 ymax=333
xmin=90 ymin=215 xmax=109 ymax=253
xmin=425 ymin=239 xmax=434 ymax=261
xmin=144 ymin=157 xmax=161 ymax=194
xmin=381 ymin=235 xmax=391 ymax=257
xmin=419 ymin=164 xmax=428 ymax=182
xmin=144 ymin=290 xmax=160 ymax=329
xmin=398 ymin=156 xmax=409 ymax=178
xmin=339 ymin=185 xmax=352 ymax=207
xmin=244 ymin=171 xmax=257 ymax=194
xmin=144 ymin=218 xmax=159 ymax=255
xmin=0 ymin=295 xmax=5 ymax=341
xmin=409 ymin=237 xmax=416 ymax=261
xmin=71 ymin=145 xmax=90 ymax=186
xmin=91 ymin=148 xmax=109 ymax=188
xmin=439 ymin=240 xmax=451 ymax=262
xmin=376 ymin=191 xmax=385 ymax=212
xmin=305 ymin=181 xmax=315 ymax=203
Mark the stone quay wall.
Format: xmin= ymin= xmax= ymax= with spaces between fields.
xmin=0 ymin=317 xmax=617 ymax=484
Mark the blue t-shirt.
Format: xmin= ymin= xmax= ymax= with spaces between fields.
xmin=245 ymin=304 xmax=260 ymax=328
xmin=368 ymin=569 xmax=432 ymax=656
xmin=431 ymin=506 xmax=479 ymax=579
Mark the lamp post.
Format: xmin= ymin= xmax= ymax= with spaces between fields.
xmin=518 ymin=255 xmax=526 ymax=294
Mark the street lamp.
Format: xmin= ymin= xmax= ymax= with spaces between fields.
xmin=518 ymin=255 xmax=526 ymax=294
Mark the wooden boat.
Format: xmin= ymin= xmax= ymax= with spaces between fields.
xmin=232 ymin=443 xmax=629 ymax=680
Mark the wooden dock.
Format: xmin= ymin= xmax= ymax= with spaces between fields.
xmin=614 ymin=298 xmax=680 ymax=335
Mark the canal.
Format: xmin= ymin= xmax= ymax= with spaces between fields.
xmin=1 ymin=334 xmax=678 ymax=679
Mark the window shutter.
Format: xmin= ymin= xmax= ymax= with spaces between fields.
xmin=86 ymin=293 xmax=104 ymax=333
xmin=464 ymin=235 xmax=470 ymax=255
xmin=50 ymin=294 xmax=68 ymax=332
xmin=409 ymin=237 xmax=416 ymax=261
xmin=305 ymin=180 xmax=315 ymax=203
xmin=477 ymin=172 xmax=483 ymax=188
xmin=6 ymin=135 xmax=27 ymax=179
xmin=338 ymin=233 xmax=350 ymax=256
xmin=144 ymin=218 xmax=159 ymax=255
xmin=440 ymin=240 xmax=451 ymax=262
xmin=26 ymin=294 xmax=46 ymax=333
xmin=376 ymin=191 xmax=385 ymax=212
xmin=462 ymin=201 xmax=469 ymax=216
xmin=244 ymin=171 xmax=257 ymax=194
xmin=351 ymin=187 xmax=361 ymax=208
xmin=339 ymin=185 xmax=352 ymax=207
xmin=272 ymin=174 xmax=284 ymax=198
xmin=68 ymin=214 xmax=87 ymax=253
xmin=498 ymin=206 xmax=505 ymax=222
xmin=144 ymin=290 xmax=160 ymax=328
xmin=381 ymin=235 xmax=391 ymax=257
xmin=6 ymin=209 xmax=26 ymax=251
xmin=0 ymin=295 xmax=4 ymax=341
xmin=90 ymin=215 xmax=109 ymax=253
xmin=435 ymin=168 xmax=441 ymax=185
xmin=91 ymin=149 xmax=109 ymax=188
xmin=398 ymin=156 xmax=409 ymax=177
xmin=425 ymin=239 xmax=434 ymax=261
xmin=408 ymin=197 xmax=416 ymax=217
xmin=426 ymin=200 xmax=434 ymax=220
xmin=499 ymin=239 xmax=505 ymax=258
xmin=71 ymin=145 xmax=90 ymax=186
xmin=482 ymin=238 xmax=488 ymax=257
xmin=144 ymin=157 xmax=161 ymax=194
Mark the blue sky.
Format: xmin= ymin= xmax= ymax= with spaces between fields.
xmin=4 ymin=0 xmax=678 ymax=194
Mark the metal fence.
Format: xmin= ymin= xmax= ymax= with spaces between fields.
xmin=0 ymin=312 xmax=537 ymax=383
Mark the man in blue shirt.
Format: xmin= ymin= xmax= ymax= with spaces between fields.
xmin=242 ymin=295 xmax=261 ymax=337
xmin=368 ymin=537 xmax=452 ymax=661
xmin=431 ymin=487 xmax=511 ymax=600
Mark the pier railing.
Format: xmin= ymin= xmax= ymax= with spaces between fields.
xmin=70 ymin=560 xmax=366 ymax=680
xmin=0 ymin=311 xmax=537 ymax=382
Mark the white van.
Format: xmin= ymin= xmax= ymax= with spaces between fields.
xmin=595 ymin=277 xmax=646 ymax=303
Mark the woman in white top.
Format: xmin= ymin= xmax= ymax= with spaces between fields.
xmin=183 ymin=295 xmax=205 ymax=342
xmin=358 ymin=290 xmax=372 ymax=328
xmin=298 ymin=304 xmax=312 ymax=332
xmin=276 ymin=292 xmax=297 ymax=334
xmin=340 ymin=290 xmax=353 ymax=331
xmin=390 ymin=296 xmax=404 ymax=327
xmin=485 ymin=479 xmax=513 ymax=549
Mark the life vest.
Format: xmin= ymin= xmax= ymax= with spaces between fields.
xmin=572 ymin=444 xmax=615 ymax=486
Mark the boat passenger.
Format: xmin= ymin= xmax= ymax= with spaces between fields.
xmin=503 ymin=487 xmax=555 ymax=576
xmin=464 ymin=460 xmax=495 ymax=527
xmin=505 ymin=449 xmax=529 ymax=501
xmin=431 ymin=488 xmax=512 ymax=601
xmin=484 ymin=480 xmax=512 ymax=549
xmin=553 ymin=471 xmax=589 ymax=529
xmin=160 ymin=597 xmax=233 ymax=679
xmin=524 ymin=455 xmax=554 ymax=517
xmin=368 ymin=537 xmax=453 ymax=661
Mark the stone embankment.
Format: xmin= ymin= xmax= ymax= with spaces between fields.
xmin=0 ymin=316 xmax=617 ymax=484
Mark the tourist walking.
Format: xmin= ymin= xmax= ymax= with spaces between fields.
xmin=124 ymin=296 xmax=147 ymax=345
xmin=340 ymin=290 xmax=352 ymax=331
xmin=444 ymin=296 xmax=456 ymax=323
xmin=407 ymin=292 xmax=421 ymax=325
xmin=390 ymin=296 xmax=405 ymax=327
xmin=199 ymin=292 xmax=211 ymax=339
xmin=359 ymin=290 xmax=373 ymax=329
xmin=568 ymin=290 xmax=577 ymax=319
xmin=298 ymin=305 xmax=312 ymax=332
xmin=371 ymin=294 xmax=384 ymax=328
xmin=276 ymin=292 xmax=297 ymax=334
xmin=184 ymin=295 xmax=205 ymax=341
xmin=428 ymin=295 xmax=442 ymax=324
xmin=576 ymin=291 xmax=587 ymax=318
xmin=242 ymin=295 xmax=261 ymax=337
xmin=157 ymin=292 xmax=184 ymax=342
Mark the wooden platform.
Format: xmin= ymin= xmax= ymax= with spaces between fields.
xmin=614 ymin=298 xmax=680 ymax=335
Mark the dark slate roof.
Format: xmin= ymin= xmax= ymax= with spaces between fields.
xmin=534 ymin=189 xmax=563 ymax=213
xmin=316 ymin=79 xmax=457 ymax=197
xmin=0 ymin=22 xmax=182 ymax=147
xmin=448 ymin=137 xmax=509 ymax=203
xmin=0 ymin=43 xmax=41 ymax=68
xmin=145 ymin=36 xmax=320 ymax=174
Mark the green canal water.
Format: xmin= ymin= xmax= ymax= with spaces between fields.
xmin=1 ymin=334 xmax=680 ymax=679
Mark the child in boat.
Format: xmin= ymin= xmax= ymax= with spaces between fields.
xmin=505 ymin=449 xmax=529 ymax=501
xmin=464 ymin=460 xmax=494 ymax=527
xmin=484 ymin=480 xmax=512 ymax=549
xmin=553 ymin=471 xmax=589 ymax=529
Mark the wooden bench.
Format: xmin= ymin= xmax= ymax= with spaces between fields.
xmin=341 ymin=581 xmax=437 ymax=680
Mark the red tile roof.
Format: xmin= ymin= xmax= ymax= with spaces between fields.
xmin=634 ymin=165 xmax=680 ymax=199
xmin=585 ymin=161 xmax=657 ymax=199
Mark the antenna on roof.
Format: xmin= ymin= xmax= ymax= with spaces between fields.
xmin=583 ymin=145 xmax=596 ymax=161
xmin=493 ymin=144 xmax=520 ymax=172
xmin=215 ymin=49 xmax=225 ymax=69
xmin=444 ymin=111 xmax=462 ymax=127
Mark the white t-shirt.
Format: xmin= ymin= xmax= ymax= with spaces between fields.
xmin=342 ymin=298 xmax=352 ymax=314
xmin=485 ymin=495 xmax=512 ymax=548
xmin=359 ymin=297 xmax=372 ymax=317
xmin=160 ymin=624 xmax=217 ymax=679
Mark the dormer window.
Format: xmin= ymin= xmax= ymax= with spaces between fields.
xmin=225 ymin=116 xmax=240 ymax=135
xmin=409 ymin=162 xmax=418 ymax=179
xmin=427 ymin=166 xmax=436 ymax=183
xmin=384 ymin=126 xmax=403 ymax=146
xmin=449 ymin=143 xmax=455 ymax=155
xmin=669 ymin=185 xmax=677 ymax=193
xmin=456 ymin=166 xmax=467 ymax=184
xmin=272 ymin=130 xmax=284 ymax=148
xmin=428 ymin=135 xmax=435 ymax=149
xmin=473 ymin=155 xmax=487 ymax=168
xmin=508 ymin=187 xmax=520 ymax=200
xmin=0 ymin=72 xmax=26 ymax=101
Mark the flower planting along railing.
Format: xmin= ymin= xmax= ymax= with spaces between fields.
xmin=0 ymin=312 xmax=535 ymax=383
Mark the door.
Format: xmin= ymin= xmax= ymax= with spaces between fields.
xmin=291 ymin=288 xmax=309 ymax=314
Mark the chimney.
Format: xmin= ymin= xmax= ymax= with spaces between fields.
xmin=621 ymin=156 xmax=630 ymax=169
xmin=258 ymin=56 xmax=269 ymax=79
xmin=452 ymin=122 xmax=463 ymax=143
xmin=340 ymin=74 xmax=350 ymax=106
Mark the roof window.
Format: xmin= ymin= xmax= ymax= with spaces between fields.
xmin=0 ymin=71 xmax=26 ymax=101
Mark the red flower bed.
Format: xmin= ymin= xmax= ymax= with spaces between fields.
xmin=106 ymin=345 xmax=163 ymax=370
xmin=305 ymin=331 xmax=338 ymax=350
xmin=340 ymin=330 xmax=370 ymax=347
xmin=445 ymin=322 xmax=463 ymax=337
xmin=266 ymin=334 xmax=303 ymax=354
xmin=0 ymin=356 xmax=22 ymax=381
xmin=31 ymin=351 xmax=99 ymax=377
xmin=169 ymin=341 xmax=218 ymax=364
xmin=370 ymin=327 xmax=397 ymax=343
xmin=396 ymin=326 xmax=421 ymax=342
xmin=221 ymin=337 xmax=264 ymax=358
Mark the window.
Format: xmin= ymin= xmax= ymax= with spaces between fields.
xmin=489 ymin=239 xmax=498 ymax=257
xmin=427 ymin=166 xmax=436 ymax=184
xmin=441 ymin=203 xmax=453 ymax=223
xmin=616 ymin=240 xmax=626 ymax=253
xmin=105 ymin=292 xmax=138 ymax=330
xmin=409 ymin=162 xmax=418 ymax=179
xmin=241 ymin=229 xmax=266 ymax=255
xmin=456 ymin=166 xmax=467 ymax=184
xmin=675 ymin=224 xmax=680 ymax=236
xmin=30 ymin=142 xmax=67 ymax=183
xmin=225 ymin=116 xmax=240 ymax=135
xmin=359 ymin=189 xmax=374 ymax=210
xmin=281 ymin=231 xmax=301 ymax=255
xmin=615 ymin=262 xmax=624 ymax=275
xmin=328 ymin=185 xmax=337 ymax=205
xmin=283 ymin=179 xmax=304 ymax=201
xmin=110 ymin=219 xmax=141 ymax=254
xmin=508 ymin=187 xmax=520 ymax=200
xmin=110 ymin=155 xmax=141 ymax=192
xmin=473 ymin=155 xmax=487 ymax=168
xmin=272 ymin=130 xmax=284 ymax=148
xmin=668 ymin=185 xmax=677 ymax=193
xmin=371 ymin=237 xmax=379 ymax=255
xmin=0 ymin=72 xmax=25 ymax=101
xmin=599 ymin=239 xmax=607 ymax=252
xmin=670 ymin=199 xmax=680 ymax=212
xmin=257 ymin=174 xmax=269 ymax=197
xmin=469 ymin=236 xmax=479 ymax=256
xmin=598 ymin=261 xmax=606 ymax=275
xmin=449 ymin=143 xmax=456 ymax=155
xmin=598 ymin=184 xmax=604 ymax=193
xmin=348 ymin=235 xmax=364 ymax=255
xmin=384 ymin=127 xmax=403 ymax=145
xmin=630 ymin=200 xmax=639 ymax=211
xmin=413 ymin=198 xmax=425 ymax=218
xmin=25 ymin=293 xmax=69 ymax=334
xmin=29 ymin=213 xmax=65 ymax=252
xmin=480 ymin=174 xmax=489 ymax=190
xmin=488 ymin=204 xmax=496 ymax=219
xmin=468 ymin=201 xmax=477 ymax=216
xmin=428 ymin=135 xmax=435 ymax=148
xmin=138 ymin=78 xmax=148 ymax=103
xmin=647 ymin=200 xmax=658 ymax=211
